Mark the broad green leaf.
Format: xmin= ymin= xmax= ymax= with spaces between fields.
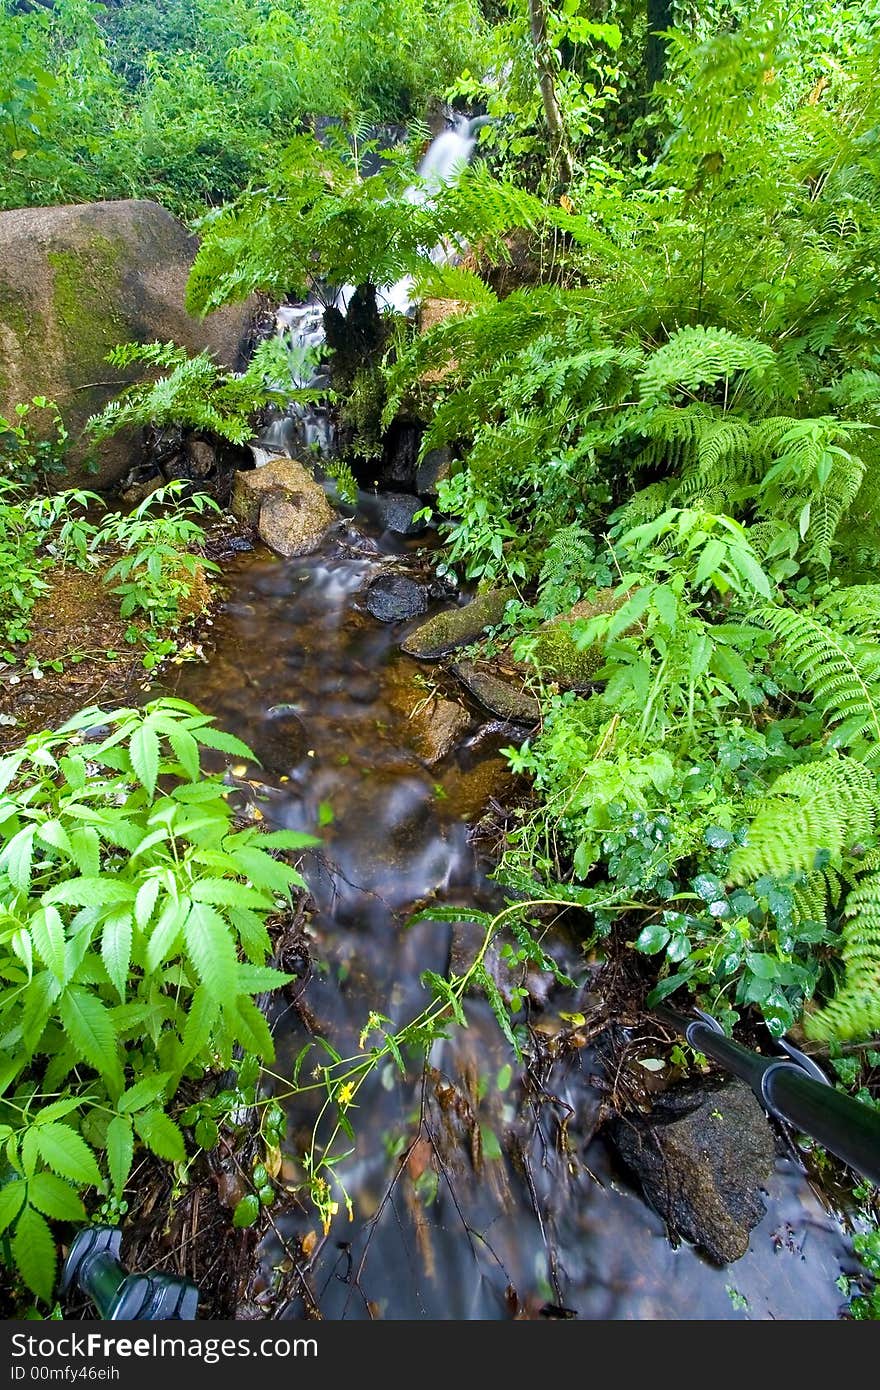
xmin=236 ymin=964 xmax=294 ymax=994
xmin=36 ymin=820 xmax=73 ymax=858
xmin=27 ymin=1172 xmax=85 ymax=1222
xmin=169 ymin=729 xmax=200 ymax=782
xmin=69 ymin=827 xmax=100 ymax=878
xmin=146 ymin=897 xmax=188 ymax=972
xmin=135 ymin=877 xmax=161 ymax=931
xmin=176 ymin=984 xmax=218 ymax=1072
xmin=117 ymin=1072 xmax=171 ymax=1115
xmin=635 ymin=922 xmax=671 ymax=954
xmin=35 ymin=1123 xmax=101 ymax=1186
xmin=228 ymin=995 xmax=275 ymax=1061
xmin=184 ymin=902 xmax=238 ymax=1001
xmin=192 ymin=727 xmax=255 ymax=759
xmin=0 ymin=1178 xmax=26 ymax=1234
xmin=129 ymin=722 xmax=160 ymax=798
xmin=256 ymin=830 xmax=320 ymax=850
xmin=190 ymin=879 xmax=274 ymax=909
xmin=3 ymin=826 xmax=35 ymax=893
xmin=105 ymin=1115 xmax=134 ymax=1197
xmin=11 ymin=927 xmax=33 ymax=979
xmin=21 ymin=971 xmax=60 ymax=1053
xmin=134 ymin=1109 xmax=185 ymax=1163
xmin=58 ymin=987 xmax=122 ymax=1093
xmin=43 ymin=877 xmax=135 ymax=908
xmin=233 ymin=1193 xmax=260 ymax=1228
xmin=30 ymin=906 xmax=67 ymax=983
xmin=101 ymin=911 xmax=133 ymax=1001
xmin=12 ymin=1205 xmax=56 ymax=1303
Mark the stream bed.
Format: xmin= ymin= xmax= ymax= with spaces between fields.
xmin=169 ymin=517 xmax=858 ymax=1321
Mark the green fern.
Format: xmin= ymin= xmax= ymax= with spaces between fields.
xmin=807 ymin=861 xmax=880 ymax=1041
xmin=728 ymin=756 xmax=879 ymax=885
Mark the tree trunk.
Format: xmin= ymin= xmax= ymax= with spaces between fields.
xmin=527 ymin=0 xmax=574 ymax=185
xmin=646 ymin=0 xmax=674 ymax=89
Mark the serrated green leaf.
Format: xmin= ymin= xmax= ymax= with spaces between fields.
xmin=129 ymin=721 xmax=160 ymax=798
xmin=69 ymin=826 xmax=100 ymax=877
xmin=193 ymin=727 xmax=256 ymax=759
xmin=227 ymin=995 xmax=275 ymax=1061
xmin=190 ymin=878 xmax=274 ymax=909
xmin=35 ymin=1123 xmax=101 ymax=1186
xmin=36 ymin=819 xmax=73 ymax=858
xmin=134 ymin=1108 xmax=185 ymax=1163
xmin=27 ymin=1172 xmax=85 ymax=1222
xmin=176 ymin=984 xmax=218 ymax=1072
xmin=0 ymin=1178 xmax=26 ymax=1234
xmin=117 ymin=1072 xmax=171 ymax=1115
xmin=101 ymin=911 xmax=133 ymax=1001
xmin=169 ymin=729 xmax=200 ymax=782
xmin=134 ymin=877 xmax=161 ymax=931
xmin=146 ymin=897 xmax=187 ymax=972
xmin=43 ymin=877 xmax=135 ymax=908
xmin=105 ymin=1115 xmax=133 ymax=1198
xmin=236 ymin=964 xmax=294 ymax=994
xmin=3 ymin=826 xmax=35 ymax=893
xmin=13 ymin=1205 xmax=56 ymax=1302
xmin=184 ymin=901 xmax=238 ymax=1001
xmin=58 ymin=987 xmax=122 ymax=1092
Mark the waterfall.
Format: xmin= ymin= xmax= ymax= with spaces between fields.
xmin=259 ymin=116 xmax=480 ymax=461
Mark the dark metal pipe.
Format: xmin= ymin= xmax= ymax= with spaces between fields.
xmin=656 ymin=1004 xmax=880 ymax=1185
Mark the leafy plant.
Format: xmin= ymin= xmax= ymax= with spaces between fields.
xmin=0 ymin=698 xmax=317 ymax=1303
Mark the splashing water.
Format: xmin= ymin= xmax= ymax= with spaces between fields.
xmin=259 ymin=116 xmax=480 ymax=459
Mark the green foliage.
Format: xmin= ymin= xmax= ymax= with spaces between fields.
xmin=0 ymin=0 xmax=487 ymax=218
xmin=0 ymin=699 xmax=317 ymax=1302
xmin=87 ymin=341 xmax=298 ymax=448
xmin=0 ymin=398 xmax=70 ymax=493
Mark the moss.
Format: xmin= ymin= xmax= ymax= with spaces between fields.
xmin=0 ymin=284 xmax=32 ymax=397
xmin=527 ymin=589 xmax=625 ymax=688
xmin=47 ymin=235 xmax=127 ymax=383
xmin=401 ymin=588 xmax=511 ymax=659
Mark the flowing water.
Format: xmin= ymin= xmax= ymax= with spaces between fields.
xmin=169 ymin=517 xmax=858 ymax=1321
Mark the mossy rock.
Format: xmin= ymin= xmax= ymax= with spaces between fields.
xmin=0 ymin=200 xmax=257 ymax=487
xmin=401 ymin=588 xmax=511 ymax=659
xmin=516 ymin=590 xmax=624 ymax=689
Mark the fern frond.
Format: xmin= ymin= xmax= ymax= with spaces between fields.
xmin=728 ymin=756 xmax=878 ymax=885
xmin=638 ymin=326 xmax=777 ymax=403
xmin=806 ymin=867 xmax=880 ymax=1041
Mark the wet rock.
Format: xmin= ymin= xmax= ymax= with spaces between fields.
xmin=249 ymin=706 xmax=307 ymax=774
xmin=401 ymin=589 xmax=511 ymax=659
xmin=364 ymin=574 xmax=429 ymax=623
xmin=369 ymin=492 xmax=428 ymax=536
xmin=439 ymin=755 xmax=518 ymax=819
xmin=0 ymin=200 xmax=256 ymax=488
xmin=416 ymin=447 xmax=452 ymax=500
xmin=609 ymin=1080 xmax=776 ymax=1265
xmin=379 ymin=776 xmax=436 ymax=847
xmin=450 ymin=660 xmax=540 ymax=725
xmin=231 ymin=456 xmax=335 ymax=557
xmin=412 ymin=697 xmax=471 ymax=766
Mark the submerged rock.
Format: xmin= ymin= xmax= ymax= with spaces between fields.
xmin=364 ymin=574 xmax=428 ymax=623
xmin=401 ymin=589 xmax=510 ymax=659
xmin=232 ymin=456 xmax=335 ymax=558
xmin=609 ymin=1080 xmax=776 ymax=1265
xmin=0 ymin=200 xmax=255 ymax=487
xmin=412 ymin=697 xmax=471 ymax=766
xmin=450 ymin=660 xmax=540 ymax=725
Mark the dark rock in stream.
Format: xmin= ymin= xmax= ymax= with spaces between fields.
xmin=609 ymin=1080 xmax=777 ymax=1265
xmin=416 ymin=446 xmax=452 ymax=500
xmin=450 ymin=660 xmax=541 ymax=725
xmin=249 ymin=705 xmax=308 ymax=774
xmin=364 ymin=492 xmax=428 ymax=536
xmin=364 ymin=574 xmax=429 ymax=623
xmin=401 ymin=589 xmax=511 ymax=659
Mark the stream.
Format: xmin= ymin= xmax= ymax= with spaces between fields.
xmin=168 ymin=516 xmax=859 ymax=1321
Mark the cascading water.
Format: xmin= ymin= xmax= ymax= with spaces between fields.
xmin=260 ymin=115 xmax=481 ymax=461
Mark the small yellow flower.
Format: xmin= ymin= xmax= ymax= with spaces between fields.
xmin=337 ymin=1081 xmax=355 ymax=1108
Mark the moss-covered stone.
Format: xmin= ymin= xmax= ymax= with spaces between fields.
xmin=516 ymin=589 xmax=624 ymax=688
xmin=401 ymin=588 xmax=511 ymax=659
xmin=0 ymin=200 xmax=257 ymax=487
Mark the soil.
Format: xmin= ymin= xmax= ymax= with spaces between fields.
xmin=0 ymin=558 xmax=215 ymax=750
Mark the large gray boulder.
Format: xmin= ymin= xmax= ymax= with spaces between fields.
xmin=0 ymin=200 xmax=257 ymax=486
